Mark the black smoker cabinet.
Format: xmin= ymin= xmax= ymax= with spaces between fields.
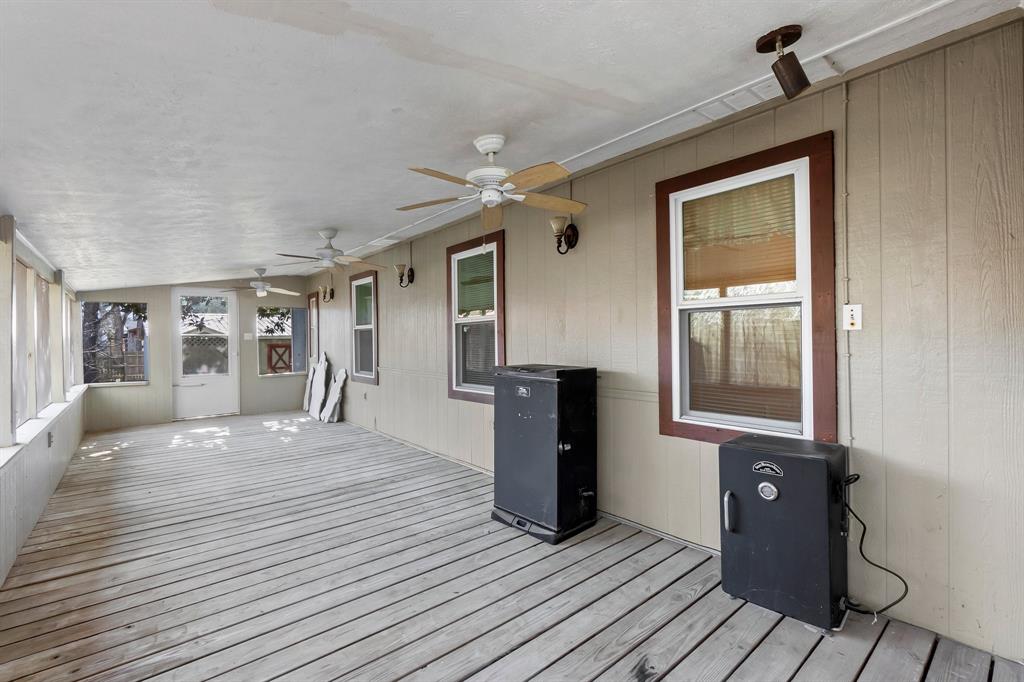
xmin=492 ymin=365 xmax=597 ymax=544
xmin=719 ymin=434 xmax=848 ymax=630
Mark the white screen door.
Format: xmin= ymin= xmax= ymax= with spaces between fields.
xmin=172 ymin=287 xmax=240 ymax=419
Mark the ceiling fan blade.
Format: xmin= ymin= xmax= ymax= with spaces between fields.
xmin=275 ymin=253 xmax=318 ymax=261
xmin=397 ymin=197 xmax=461 ymax=211
xmin=504 ymin=162 xmax=570 ymax=190
xmin=410 ymin=167 xmax=479 ymax=188
xmin=336 ymin=258 xmax=386 ymax=271
xmin=267 ymin=287 xmax=301 ymax=296
xmin=520 ymin=192 xmax=587 ymax=214
xmin=219 ymin=288 xmax=247 ymax=293
xmin=482 ymin=204 xmax=503 ymax=230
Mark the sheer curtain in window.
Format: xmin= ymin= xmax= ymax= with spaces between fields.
xmin=13 ymin=262 xmax=32 ymax=426
xmin=35 ymin=275 xmax=52 ymax=412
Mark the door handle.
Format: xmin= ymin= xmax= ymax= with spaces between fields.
xmin=723 ymin=490 xmax=735 ymax=532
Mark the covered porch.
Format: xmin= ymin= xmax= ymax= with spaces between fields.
xmin=1 ymin=413 xmax=1018 ymax=682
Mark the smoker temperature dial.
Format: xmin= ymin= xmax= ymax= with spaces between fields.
xmin=758 ymin=482 xmax=779 ymax=501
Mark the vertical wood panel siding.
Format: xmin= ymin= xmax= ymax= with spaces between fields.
xmin=306 ymin=23 xmax=1023 ymax=659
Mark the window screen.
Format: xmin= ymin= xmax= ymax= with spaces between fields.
xmin=13 ymin=262 xmax=32 ymax=425
xmin=257 ymin=306 xmax=308 ymax=375
xmin=682 ymin=175 xmax=796 ymax=300
xmin=35 ymin=276 xmax=52 ymax=412
xmin=456 ymin=252 xmax=495 ymax=317
xmin=457 ymin=321 xmax=496 ymax=387
xmin=451 ymin=245 xmax=498 ymax=392
xmin=685 ymin=305 xmax=802 ymax=423
xmin=350 ymin=275 xmax=376 ymax=381
xmin=354 ymin=282 xmax=373 ymax=326
xmin=670 ymin=162 xmax=808 ymax=435
xmin=82 ymin=302 xmax=149 ymax=383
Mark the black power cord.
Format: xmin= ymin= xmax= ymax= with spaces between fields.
xmin=842 ymin=474 xmax=910 ymax=622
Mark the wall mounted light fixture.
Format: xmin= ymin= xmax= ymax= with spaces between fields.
xmin=550 ymin=216 xmax=579 ymax=255
xmin=394 ymin=241 xmax=415 ymax=288
xmin=756 ymin=24 xmax=810 ymax=100
xmin=318 ymin=272 xmax=335 ymax=302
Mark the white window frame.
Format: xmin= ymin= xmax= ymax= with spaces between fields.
xmin=668 ymin=157 xmax=814 ymax=438
xmin=350 ymin=274 xmax=377 ymax=381
xmin=450 ymin=241 xmax=498 ymax=396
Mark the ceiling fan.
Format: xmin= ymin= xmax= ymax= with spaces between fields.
xmin=222 ymin=268 xmax=301 ymax=298
xmin=276 ymin=229 xmax=385 ymax=271
xmin=397 ymin=134 xmax=587 ymax=229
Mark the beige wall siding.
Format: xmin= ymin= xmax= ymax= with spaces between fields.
xmin=310 ymin=22 xmax=1024 ymax=658
xmin=79 ymin=276 xmax=308 ymax=432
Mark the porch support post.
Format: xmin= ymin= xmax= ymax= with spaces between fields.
xmin=50 ymin=269 xmax=66 ymax=403
xmin=0 ymin=216 xmax=16 ymax=446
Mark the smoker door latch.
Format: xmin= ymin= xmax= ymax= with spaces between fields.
xmin=557 ymin=441 xmax=572 ymax=455
xmin=723 ymin=490 xmax=735 ymax=532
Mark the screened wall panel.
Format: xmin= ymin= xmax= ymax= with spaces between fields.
xmin=35 ymin=275 xmax=52 ymax=412
xmin=13 ymin=262 xmax=32 ymax=425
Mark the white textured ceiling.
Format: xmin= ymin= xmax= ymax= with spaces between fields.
xmin=0 ymin=0 xmax=1015 ymax=291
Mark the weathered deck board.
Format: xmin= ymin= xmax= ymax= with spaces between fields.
xmin=924 ymin=637 xmax=992 ymax=682
xmin=728 ymin=617 xmax=822 ymax=682
xmin=791 ymin=612 xmax=887 ymax=682
xmin=858 ymin=620 xmax=935 ymax=682
xmin=662 ymin=602 xmax=781 ymax=681
xmin=0 ymin=412 xmax=1019 ymax=682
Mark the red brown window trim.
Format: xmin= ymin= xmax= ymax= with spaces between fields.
xmin=446 ymin=229 xmax=505 ymax=405
xmin=306 ymin=291 xmax=319 ymax=360
xmin=655 ymin=132 xmax=837 ymax=444
xmin=349 ymin=270 xmax=379 ymax=385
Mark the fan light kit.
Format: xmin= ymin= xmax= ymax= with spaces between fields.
xmin=397 ymin=134 xmax=587 ymax=229
xmin=276 ymin=229 xmax=385 ymax=272
xmin=221 ymin=268 xmax=301 ymax=298
xmin=757 ymin=25 xmax=811 ymax=100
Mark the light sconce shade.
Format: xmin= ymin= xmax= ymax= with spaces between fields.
xmin=549 ymin=216 xmax=579 ymax=255
xmin=395 ymin=262 xmax=414 ymax=288
xmin=756 ymin=25 xmax=810 ymax=100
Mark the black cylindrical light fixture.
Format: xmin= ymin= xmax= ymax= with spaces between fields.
xmin=756 ymin=25 xmax=810 ymax=100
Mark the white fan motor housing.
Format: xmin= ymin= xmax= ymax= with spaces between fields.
xmin=466 ymin=166 xmax=511 ymax=188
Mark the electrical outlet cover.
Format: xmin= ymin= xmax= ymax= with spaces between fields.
xmin=842 ymin=304 xmax=863 ymax=331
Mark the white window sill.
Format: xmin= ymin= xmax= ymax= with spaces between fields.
xmin=258 ymin=372 xmax=307 ymax=379
xmin=2 ymin=384 xmax=87 ymax=469
xmin=87 ymin=381 xmax=150 ymax=388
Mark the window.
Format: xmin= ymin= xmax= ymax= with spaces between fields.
xmin=306 ymin=292 xmax=319 ymax=361
xmin=350 ymin=271 xmax=378 ymax=384
xmin=82 ymin=302 xmax=149 ymax=383
xmin=13 ymin=261 xmax=32 ymax=425
xmin=35 ymin=275 xmax=51 ymax=411
xmin=64 ymin=292 xmax=75 ymax=388
xmin=656 ymin=133 xmax=836 ymax=443
xmin=179 ymin=295 xmax=230 ymax=375
xmin=256 ymin=306 xmax=308 ymax=375
xmin=447 ymin=230 xmax=505 ymax=403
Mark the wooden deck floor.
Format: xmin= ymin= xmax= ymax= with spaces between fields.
xmin=0 ymin=413 xmax=1021 ymax=682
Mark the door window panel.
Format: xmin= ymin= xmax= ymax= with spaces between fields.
xmin=180 ymin=295 xmax=229 ymax=375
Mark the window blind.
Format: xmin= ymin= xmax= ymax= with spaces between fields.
xmin=682 ymin=175 xmax=796 ymax=295
xmin=685 ymin=305 xmax=802 ymax=424
xmin=457 ymin=252 xmax=495 ymax=317
xmin=458 ymin=321 xmax=496 ymax=387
